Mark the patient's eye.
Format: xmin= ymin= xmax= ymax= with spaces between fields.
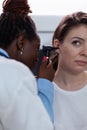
xmin=72 ymin=39 xmax=82 ymax=47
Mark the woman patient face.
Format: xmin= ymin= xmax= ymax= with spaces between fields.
xmin=58 ymin=24 xmax=87 ymax=74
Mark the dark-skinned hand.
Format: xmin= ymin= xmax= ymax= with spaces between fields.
xmin=38 ymin=51 xmax=58 ymax=82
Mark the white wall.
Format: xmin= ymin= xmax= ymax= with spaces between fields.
xmin=31 ymin=15 xmax=63 ymax=48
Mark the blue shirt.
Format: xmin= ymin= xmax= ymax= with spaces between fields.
xmin=0 ymin=48 xmax=9 ymax=58
xmin=37 ymin=78 xmax=54 ymax=123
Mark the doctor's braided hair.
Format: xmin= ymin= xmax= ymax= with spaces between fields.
xmin=0 ymin=0 xmax=39 ymax=49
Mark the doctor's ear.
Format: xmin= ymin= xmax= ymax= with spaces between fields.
xmin=16 ymin=35 xmax=25 ymax=55
xmin=16 ymin=35 xmax=25 ymax=49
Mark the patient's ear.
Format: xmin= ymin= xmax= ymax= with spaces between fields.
xmin=53 ymin=39 xmax=61 ymax=53
xmin=53 ymin=39 xmax=60 ymax=47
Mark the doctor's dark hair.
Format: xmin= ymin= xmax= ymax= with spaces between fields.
xmin=52 ymin=11 xmax=87 ymax=43
xmin=0 ymin=0 xmax=39 ymax=49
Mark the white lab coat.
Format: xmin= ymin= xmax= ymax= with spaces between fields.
xmin=0 ymin=56 xmax=53 ymax=130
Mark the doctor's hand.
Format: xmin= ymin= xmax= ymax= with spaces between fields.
xmin=38 ymin=52 xmax=58 ymax=82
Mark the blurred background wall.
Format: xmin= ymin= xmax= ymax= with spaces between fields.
xmin=31 ymin=15 xmax=63 ymax=48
